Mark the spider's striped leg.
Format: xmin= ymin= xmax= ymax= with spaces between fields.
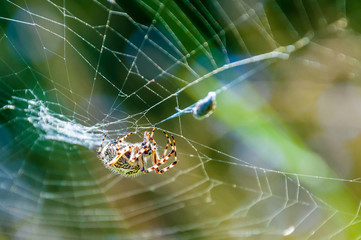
xmin=150 ymin=131 xmax=173 ymax=173
xmin=116 ymin=132 xmax=133 ymax=150
xmin=97 ymin=135 xmax=107 ymax=155
xmin=143 ymin=131 xmax=173 ymax=173
xmin=138 ymin=155 xmax=145 ymax=171
xmin=143 ymin=132 xmax=150 ymax=142
xmin=161 ymin=131 xmax=173 ymax=157
xmin=149 ymin=126 xmax=156 ymax=139
xmin=142 ymin=144 xmax=175 ymax=173
xmin=128 ymin=145 xmax=149 ymax=164
xmin=150 ymin=139 xmax=160 ymax=173
xmin=149 ymin=132 xmax=166 ymax=173
xmin=108 ymin=145 xmax=133 ymax=166
xmin=129 ymin=127 xmax=155 ymax=164
xmin=158 ymin=136 xmax=177 ymax=174
xmin=146 ymin=128 xmax=167 ymax=172
xmin=143 ymin=136 xmax=177 ymax=174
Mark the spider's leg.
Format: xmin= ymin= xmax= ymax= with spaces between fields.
xmin=149 ymin=133 xmax=162 ymax=172
xmin=97 ymin=135 xmax=107 ymax=155
xmin=151 ymin=150 xmax=160 ymax=173
xmin=116 ymin=133 xmax=133 ymax=153
xmin=143 ymin=131 xmax=150 ymax=142
xmin=144 ymin=127 xmax=164 ymax=172
xmin=116 ymin=132 xmax=133 ymax=150
xmin=127 ymin=128 xmax=155 ymax=164
xmin=142 ymin=147 xmax=174 ymax=173
xmin=158 ymin=136 xmax=177 ymax=174
xmin=142 ymin=131 xmax=173 ymax=173
xmin=149 ymin=126 xmax=156 ymax=139
xmin=143 ymin=136 xmax=177 ymax=174
xmin=128 ymin=144 xmax=149 ymax=164
xmin=138 ymin=154 xmax=145 ymax=171
xmin=150 ymin=131 xmax=172 ymax=173
xmin=150 ymin=137 xmax=161 ymax=173
xmin=128 ymin=128 xmax=155 ymax=164
xmin=108 ymin=145 xmax=133 ymax=166
xmin=161 ymin=131 xmax=172 ymax=157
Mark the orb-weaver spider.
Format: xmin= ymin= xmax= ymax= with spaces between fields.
xmin=97 ymin=127 xmax=177 ymax=176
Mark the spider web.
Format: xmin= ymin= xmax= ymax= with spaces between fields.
xmin=1 ymin=0 xmax=361 ymax=239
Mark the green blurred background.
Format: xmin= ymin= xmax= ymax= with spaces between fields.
xmin=1 ymin=0 xmax=361 ymax=239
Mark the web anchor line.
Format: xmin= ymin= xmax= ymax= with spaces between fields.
xmin=155 ymin=50 xmax=293 ymax=125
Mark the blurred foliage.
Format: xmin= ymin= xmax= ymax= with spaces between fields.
xmin=1 ymin=0 xmax=361 ymax=239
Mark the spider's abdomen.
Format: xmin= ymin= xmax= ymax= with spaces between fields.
xmin=109 ymin=155 xmax=141 ymax=176
xmin=97 ymin=142 xmax=119 ymax=162
xmin=98 ymin=142 xmax=142 ymax=176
